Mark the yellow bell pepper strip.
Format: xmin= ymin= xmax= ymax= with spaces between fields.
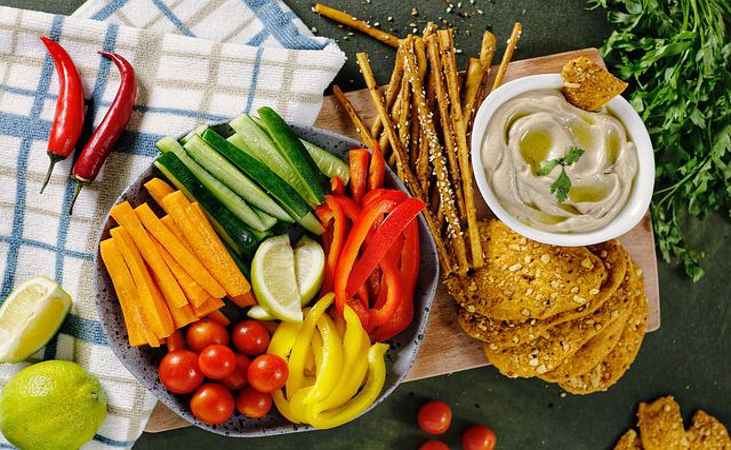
xmin=304 ymin=313 xmax=343 ymax=405
xmin=268 ymin=320 xmax=304 ymax=423
xmin=268 ymin=320 xmax=302 ymax=358
xmin=308 ymin=343 xmax=389 ymax=429
xmin=314 ymin=306 xmax=370 ymax=411
xmin=310 ymin=331 xmax=323 ymax=375
xmin=286 ymin=294 xmax=334 ymax=397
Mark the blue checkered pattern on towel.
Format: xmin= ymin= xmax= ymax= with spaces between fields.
xmin=0 ymin=2 xmax=344 ymax=448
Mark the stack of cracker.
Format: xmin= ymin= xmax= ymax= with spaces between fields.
xmin=448 ymin=220 xmax=648 ymax=394
xmin=614 ymin=396 xmax=730 ymax=449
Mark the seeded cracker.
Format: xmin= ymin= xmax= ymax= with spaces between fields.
xmin=561 ymin=56 xmax=628 ymax=111
xmin=483 ymin=263 xmax=633 ymax=378
xmin=636 ymin=396 xmax=690 ymax=450
xmin=457 ymin=240 xmax=628 ymax=349
xmin=559 ymin=264 xmax=648 ymax=395
xmin=613 ymin=429 xmax=643 ymax=450
xmin=448 ymin=220 xmax=606 ymax=321
xmin=540 ymin=301 xmax=630 ymax=383
xmin=687 ymin=410 xmax=731 ymax=449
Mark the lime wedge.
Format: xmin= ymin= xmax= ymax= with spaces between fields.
xmin=247 ymin=305 xmax=276 ymax=321
xmin=251 ymin=235 xmax=303 ymax=322
xmin=294 ymin=236 xmax=325 ymax=306
xmin=0 ymin=276 xmax=72 ymax=363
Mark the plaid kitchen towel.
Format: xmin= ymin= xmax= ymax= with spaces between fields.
xmin=0 ymin=2 xmax=344 ymax=448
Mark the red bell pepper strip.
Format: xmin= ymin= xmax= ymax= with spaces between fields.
xmin=331 ymin=176 xmax=345 ymax=195
xmin=69 ymin=51 xmax=136 ymax=213
xmin=346 ymin=198 xmax=425 ymax=297
xmin=368 ymin=257 xmax=404 ymax=329
xmin=367 ymin=144 xmax=385 ymax=191
xmin=39 ymin=36 xmax=85 ymax=194
xmin=330 ymin=195 xmax=361 ymax=222
xmin=321 ymin=196 xmax=346 ymax=295
xmin=334 ymin=197 xmax=403 ymax=327
xmin=372 ymin=221 xmax=420 ymax=341
xmin=362 ymin=188 xmax=407 ymax=209
xmin=348 ymin=149 xmax=370 ymax=204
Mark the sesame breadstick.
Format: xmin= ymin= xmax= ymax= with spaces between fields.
xmin=490 ymin=22 xmax=522 ymax=93
xmin=401 ymin=40 xmax=469 ymax=275
xmin=313 ymin=3 xmax=400 ymax=48
xmin=356 ymin=49 xmax=454 ymax=274
xmin=332 ymin=85 xmax=379 ymax=150
xmin=370 ymin=45 xmax=405 ymax=138
xmin=438 ymin=29 xmax=485 ymax=268
xmin=426 ymin=34 xmax=466 ymax=222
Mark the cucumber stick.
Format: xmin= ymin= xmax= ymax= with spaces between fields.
xmin=300 ymin=139 xmax=350 ymax=184
xmin=228 ymin=115 xmax=311 ymax=202
xmin=183 ymin=132 xmax=293 ymax=223
xmin=256 ymin=107 xmax=326 ymax=206
xmin=153 ymin=151 xmax=262 ymax=258
xmin=200 ymin=129 xmax=324 ymax=235
xmin=157 ymin=136 xmax=270 ymax=232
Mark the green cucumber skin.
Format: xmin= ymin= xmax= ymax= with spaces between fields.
xmin=300 ymin=139 xmax=350 ymax=185
xmin=153 ymin=152 xmax=261 ymax=258
xmin=256 ymin=107 xmax=327 ymax=206
xmin=200 ymin=129 xmax=323 ymax=235
xmin=228 ymin=116 xmax=308 ymax=196
xmin=183 ymin=132 xmax=293 ymax=223
xmin=159 ymin=136 xmax=269 ymax=232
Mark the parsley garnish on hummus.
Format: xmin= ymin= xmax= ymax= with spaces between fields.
xmin=538 ymin=147 xmax=585 ymax=203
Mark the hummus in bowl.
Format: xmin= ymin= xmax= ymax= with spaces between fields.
xmin=471 ymin=74 xmax=654 ymax=246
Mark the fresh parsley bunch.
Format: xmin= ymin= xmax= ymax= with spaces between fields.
xmin=589 ymin=0 xmax=731 ymax=281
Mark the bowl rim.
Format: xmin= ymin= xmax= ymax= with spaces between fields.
xmin=94 ymin=124 xmax=440 ymax=437
xmin=470 ymin=73 xmax=655 ymax=247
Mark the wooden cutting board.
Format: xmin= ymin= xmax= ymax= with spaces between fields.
xmin=145 ymin=47 xmax=661 ymax=433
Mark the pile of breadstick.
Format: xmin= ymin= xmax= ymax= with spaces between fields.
xmin=318 ymin=4 xmax=522 ymax=277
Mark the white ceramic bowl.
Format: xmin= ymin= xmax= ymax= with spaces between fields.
xmin=470 ymin=74 xmax=654 ymax=247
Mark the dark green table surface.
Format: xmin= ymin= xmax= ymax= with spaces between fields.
xmin=4 ymin=1 xmax=729 ymax=448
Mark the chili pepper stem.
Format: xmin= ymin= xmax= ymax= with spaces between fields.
xmin=68 ymin=181 xmax=83 ymax=215
xmin=40 ymin=154 xmax=63 ymax=193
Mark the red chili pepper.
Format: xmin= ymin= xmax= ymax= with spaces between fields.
xmin=69 ymin=51 xmax=136 ymax=213
xmin=334 ymin=196 xmax=402 ymax=327
xmin=372 ymin=221 xmax=420 ymax=341
xmin=39 ymin=36 xmax=85 ymax=194
xmin=367 ymin=144 xmax=385 ymax=191
xmin=348 ymin=149 xmax=370 ymax=204
xmin=331 ymin=176 xmax=345 ymax=195
xmin=346 ymin=198 xmax=425 ymax=297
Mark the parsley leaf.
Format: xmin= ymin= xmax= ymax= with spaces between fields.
xmin=590 ymin=0 xmax=731 ymax=280
xmin=537 ymin=147 xmax=585 ymax=202
xmin=550 ymin=169 xmax=572 ymax=203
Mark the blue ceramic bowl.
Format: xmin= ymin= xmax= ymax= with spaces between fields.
xmin=94 ymin=125 xmax=439 ymax=437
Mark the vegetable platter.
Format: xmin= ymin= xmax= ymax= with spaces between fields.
xmin=94 ymin=117 xmax=439 ymax=437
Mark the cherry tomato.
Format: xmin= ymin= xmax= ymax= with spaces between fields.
xmin=231 ymin=320 xmax=270 ymax=356
xmin=198 ymin=344 xmax=237 ymax=380
xmin=417 ymin=400 xmax=452 ymax=435
xmin=462 ymin=425 xmax=496 ymax=450
xmin=247 ymin=354 xmax=288 ymax=393
xmin=158 ymin=350 xmax=204 ymax=394
xmin=190 ymin=383 xmax=235 ymax=425
xmin=419 ymin=440 xmax=450 ymax=450
xmin=236 ymin=386 xmax=272 ymax=418
xmin=186 ymin=320 xmax=229 ymax=352
xmin=223 ymin=354 xmax=251 ymax=390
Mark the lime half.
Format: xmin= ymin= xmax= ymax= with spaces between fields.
xmin=0 ymin=276 xmax=72 ymax=363
xmin=294 ymin=236 xmax=325 ymax=306
xmin=251 ymin=235 xmax=303 ymax=322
